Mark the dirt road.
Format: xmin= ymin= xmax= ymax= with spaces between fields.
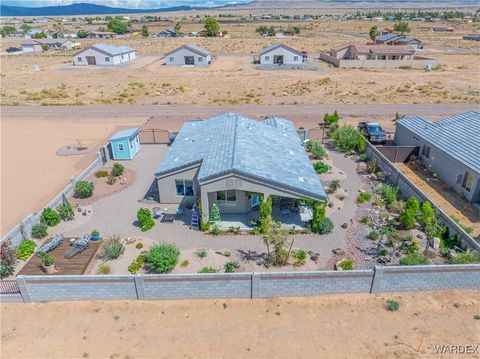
xmin=1 ymin=290 xmax=479 ymax=359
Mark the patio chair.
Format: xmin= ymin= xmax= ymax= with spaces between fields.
xmin=37 ymin=233 xmax=63 ymax=255
xmin=64 ymin=235 xmax=90 ymax=259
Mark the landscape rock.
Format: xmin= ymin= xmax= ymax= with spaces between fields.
xmin=341 ymin=223 xmax=348 ymax=229
xmin=332 ymin=248 xmax=345 ymax=255
xmin=432 ymin=237 xmax=441 ymax=250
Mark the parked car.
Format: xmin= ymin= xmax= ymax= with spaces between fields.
xmin=358 ymin=122 xmax=387 ymax=144
xmin=6 ymin=47 xmax=21 ymax=53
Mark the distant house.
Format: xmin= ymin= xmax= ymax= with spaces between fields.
xmin=158 ymin=29 xmax=176 ymax=38
xmin=73 ymin=44 xmax=136 ymax=66
xmin=108 ymin=128 xmax=141 ymax=160
xmin=259 ymin=44 xmax=305 ymax=65
xmin=87 ymin=31 xmax=116 ymax=39
xmin=463 ymin=35 xmax=480 ymax=41
xmin=378 ymin=28 xmax=394 ymax=36
xmin=154 ymin=113 xmax=327 ymax=222
xmin=375 ymin=33 xmax=424 ymax=51
xmin=433 ymin=26 xmax=455 ymax=32
xmin=319 ymin=43 xmax=436 ymax=69
xmin=25 ymin=29 xmax=46 ymax=38
xmin=164 ymin=44 xmax=211 ymax=66
xmin=394 ymin=112 xmax=480 ymax=205
xmin=57 ymin=31 xmax=77 ymax=38
xmin=21 ymin=38 xmax=76 ymax=52
xmin=21 ymin=40 xmax=42 ymax=53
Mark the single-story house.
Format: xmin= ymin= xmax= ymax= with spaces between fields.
xmin=378 ymin=28 xmax=394 ymax=36
xmin=158 ymin=29 xmax=176 ymax=38
xmin=154 ymin=112 xmax=327 ymax=222
xmin=164 ymin=44 xmax=211 ymax=66
xmin=56 ymin=31 xmax=78 ymax=38
xmin=433 ymin=26 xmax=454 ymax=32
xmin=21 ymin=38 xmax=76 ymax=52
xmin=394 ymin=111 xmax=480 ymax=205
xmin=259 ymin=44 xmax=305 ymax=65
xmin=87 ymin=31 xmax=116 ymax=39
xmin=73 ymin=44 xmax=136 ymax=66
xmin=20 ymin=40 xmax=43 ymax=53
xmin=375 ymin=33 xmax=424 ymax=51
xmin=24 ymin=29 xmax=46 ymax=38
xmin=108 ymin=127 xmax=141 ymax=160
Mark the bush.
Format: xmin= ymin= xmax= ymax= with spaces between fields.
xmin=386 ymin=300 xmax=400 ymax=312
xmin=128 ymin=254 xmax=146 ymax=274
xmin=316 ymin=218 xmax=334 ymax=235
xmin=40 ymin=252 xmax=55 ymax=266
xmin=0 ymin=242 xmax=17 ymax=279
xmin=102 ymin=235 xmax=125 ymax=260
xmin=17 ymin=239 xmax=36 ymax=260
xmin=40 ymin=207 xmax=61 ymax=227
xmin=198 ymin=266 xmax=217 ymax=273
xmin=111 ymin=162 xmax=124 ymax=177
xmin=211 ymin=224 xmax=220 ymax=235
xmin=294 ymin=250 xmax=307 ymax=267
xmin=74 ymin=181 xmax=94 ymax=198
xmin=146 ymin=243 xmax=179 ymax=273
xmin=329 ymin=180 xmax=340 ymax=193
xmin=357 ymin=192 xmax=372 ymax=203
xmin=399 ymin=253 xmax=430 ymax=266
xmin=367 ymin=159 xmax=378 ymax=174
xmin=57 ymin=200 xmax=75 ymax=221
xmin=450 ymin=250 xmax=480 ymax=264
xmin=228 ymin=226 xmax=240 ymax=234
xmin=106 ymin=175 xmax=116 ymax=185
xmin=95 ymin=170 xmax=109 ymax=178
xmin=137 ymin=208 xmax=155 ymax=232
xmin=306 ymin=141 xmax=327 ymax=159
xmin=135 ymin=242 xmax=144 ymax=249
xmin=358 ymin=153 xmax=368 ymax=162
xmin=196 ymin=249 xmax=207 ymax=259
xmin=224 ymin=261 xmax=234 ymax=273
xmin=97 ymin=263 xmax=111 ymax=274
xmin=338 ymin=259 xmax=353 ymax=270
xmin=31 ymin=223 xmax=48 ymax=238
xmin=399 ymin=208 xmax=416 ymax=230
xmin=375 ymin=184 xmax=399 ymax=209
xmin=313 ymin=161 xmax=329 ymax=174
xmin=368 ymin=231 xmax=379 ymax=240
xmin=332 ymin=125 xmax=363 ymax=152
xmin=180 ymin=259 xmax=189 ymax=267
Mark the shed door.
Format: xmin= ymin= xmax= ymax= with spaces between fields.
xmin=86 ymin=56 xmax=96 ymax=65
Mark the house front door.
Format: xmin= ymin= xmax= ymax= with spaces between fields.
xmin=86 ymin=56 xmax=96 ymax=65
xmin=184 ymin=56 xmax=194 ymax=65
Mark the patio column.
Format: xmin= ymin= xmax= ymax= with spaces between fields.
xmin=201 ymin=190 xmax=209 ymax=223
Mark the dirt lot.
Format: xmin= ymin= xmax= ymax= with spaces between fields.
xmin=1 ymin=21 xmax=479 ymax=107
xmin=1 ymin=290 xmax=479 ymax=358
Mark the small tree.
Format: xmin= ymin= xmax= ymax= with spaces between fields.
xmin=137 ymin=208 xmax=154 ymax=232
xmin=369 ymin=25 xmax=378 ymax=43
xmin=204 ymin=16 xmax=220 ymax=37
xmin=146 ymin=243 xmax=179 ymax=273
xmin=399 ymin=197 xmax=420 ymax=230
xmin=20 ymin=23 xmax=32 ymax=33
xmin=41 ymin=43 xmax=49 ymax=52
xmin=0 ymin=242 xmax=17 ymax=279
xmin=418 ymin=201 xmax=444 ymax=254
xmin=263 ymin=222 xmax=293 ymax=266
xmin=259 ymin=195 xmax=272 ymax=234
xmin=107 ymin=18 xmax=128 ymax=34
xmin=1 ymin=25 xmax=16 ymax=38
xmin=77 ymin=30 xmax=88 ymax=38
xmin=393 ymin=21 xmax=411 ymax=34
xmin=141 ymin=25 xmax=149 ymax=38
xmin=174 ymin=22 xmax=182 ymax=36
xmin=33 ymin=31 xmax=47 ymax=39
xmin=323 ymin=110 xmax=340 ymax=126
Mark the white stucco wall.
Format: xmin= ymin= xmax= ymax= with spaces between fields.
xmin=73 ymin=48 xmax=136 ymax=66
xmin=260 ymin=47 xmax=303 ymax=65
xmin=165 ymin=48 xmax=211 ymax=66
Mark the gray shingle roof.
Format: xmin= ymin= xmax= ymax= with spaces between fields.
xmin=396 ymin=111 xmax=480 ymax=174
xmin=164 ymin=44 xmax=210 ymax=57
xmin=155 ymin=113 xmax=326 ymax=201
xmin=259 ymin=43 xmax=303 ymax=56
xmin=92 ymin=44 xmax=134 ymax=56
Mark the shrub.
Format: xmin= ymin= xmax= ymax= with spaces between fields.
xmin=386 ymin=300 xmax=400 ymax=312
xmin=180 ymin=259 xmax=189 ymax=267
xmin=128 ymin=254 xmax=146 ymax=274
xmin=361 ymin=216 xmax=372 ymax=225
xmin=98 ymin=263 xmax=111 ymax=274
xmin=17 ymin=239 xmax=36 ymax=260
xmin=95 ymin=170 xmax=109 ymax=178
xmin=137 ymin=208 xmax=155 ymax=232
xmin=135 ymin=242 xmax=144 ymax=249
xmin=375 ymin=184 xmax=399 ymax=208
xmin=332 ymin=125 xmax=363 ymax=152
xmin=338 ymin=259 xmax=353 ymax=270
xmin=111 ymin=162 xmax=124 ymax=177
xmin=306 ymin=141 xmax=327 ymax=159
xmin=259 ymin=196 xmax=272 ymax=234
xmin=367 ymin=159 xmax=378 ymax=174
xmin=329 ymin=180 xmax=340 ymax=193
xmin=294 ymin=250 xmax=307 ymax=267
xmin=106 ymin=175 xmax=116 ymax=185
xmin=323 ymin=110 xmax=339 ymax=126
xmin=102 ymin=236 xmax=125 ymax=260
xmin=374 ymin=198 xmax=384 ymax=207
xmin=399 ymin=253 xmax=430 ymax=266
xmin=368 ymin=231 xmax=379 ymax=240
xmin=57 ymin=200 xmax=75 ymax=221
xmin=146 ymin=243 xmax=179 ymax=273
xmin=316 ymin=218 xmax=334 ymax=235
xmin=399 ymin=207 xmax=416 ymax=230
xmin=228 ymin=226 xmax=240 ymax=234
xmin=358 ymin=153 xmax=368 ymax=162
xmin=0 ymin=242 xmax=17 ymax=279
xmin=357 ymin=192 xmax=372 ymax=203
xmin=74 ymin=181 xmax=94 ymax=198
xmin=450 ymin=250 xmax=480 ymax=264
xmin=31 ymin=223 xmax=48 ymax=238
xmin=199 ymin=266 xmax=217 ymax=273
xmin=40 ymin=253 xmax=54 ymax=267
xmin=224 ymin=261 xmax=234 ymax=273
xmin=211 ymin=224 xmax=220 ymax=235
xmin=196 ymin=249 xmax=207 ymax=259
xmin=313 ymin=161 xmax=329 ymax=174
xmin=40 ymin=207 xmax=61 ymax=227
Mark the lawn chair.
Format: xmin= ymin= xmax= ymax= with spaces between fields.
xmin=37 ymin=233 xmax=63 ymax=255
xmin=64 ymin=235 xmax=90 ymax=259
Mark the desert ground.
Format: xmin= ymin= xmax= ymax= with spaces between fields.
xmin=1 ymin=21 xmax=479 ymax=107
xmin=1 ymin=290 xmax=479 ymax=358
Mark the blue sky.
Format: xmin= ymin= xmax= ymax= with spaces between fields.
xmin=2 ymin=0 xmax=250 ymax=8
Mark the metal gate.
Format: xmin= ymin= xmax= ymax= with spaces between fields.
xmin=0 ymin=280 xmax=20 ymax=294
xmin=139 ymin=129 xmax=169 ymax=144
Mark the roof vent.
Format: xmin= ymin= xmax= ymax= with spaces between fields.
xmin=298 ymin=176 xmax=305 ymax=183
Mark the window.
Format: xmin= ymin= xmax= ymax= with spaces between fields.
xmin=265 ymin=56 xmax=270 ymax=61
xmin=105 ymin=57 xmax=110 ymax=62
xmin=216 ymin=190 xmax=236 ymax=203
xmin=118 ymin=143 xmax=124 ymax=151
xmin=77 ymin=57 xmax=82 ymax=62
xmin=462 ymin=171 xmax=474 ymax=192
xmin=136 ymin=136 xmax=139 ymax=143
xmin=169 ymin=57 xmax=174 ymax=62
xmin=175 ymin=180 xmax=193 ymax=196
xmin=293 ymin=56 xmax=299 ymax=61
xmin=198 ymin=57 xmax=203 ymax=62
xmin=129 ymin=140 xmax=133 ymax=149
xmin=421 ymin=144 xmax=431 ymax=159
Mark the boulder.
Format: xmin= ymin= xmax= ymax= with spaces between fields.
xmin=341 ymin=223 xmax=348 ymax=229
xmin=332 ymin=248 xmax=345 ymax=255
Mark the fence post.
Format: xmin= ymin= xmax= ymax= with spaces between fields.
xmin=16 ymin=276 xmax=32 ymax=303
xmin=251 ymin=272 xmax=260 ymax=298
xmin=370 ymin=266 xmax=384 ymax=293
xmin=134 ymin=275 xmax=145 ymax=300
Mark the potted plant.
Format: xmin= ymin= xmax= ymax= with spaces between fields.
xmin=40 ymin=253 xmax=55 ymax=274
xmin=91 ymin=230 xmax=100 ymax=241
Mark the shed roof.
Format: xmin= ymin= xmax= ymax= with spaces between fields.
xmin=396 ymin=111 xmax=480 ymax=174
xmin=109 ymin=127 xmax=140 ymax=141
xmin=164 ymin=44 xmax=210 ymax=57
xmin=259 ymin=43 xmax=303 ymax=56
xmin=155 ymin=113 xmax=327 ymax=201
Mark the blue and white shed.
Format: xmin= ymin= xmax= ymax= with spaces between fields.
xmin=108 ymin=127 xmax=141 ymax=160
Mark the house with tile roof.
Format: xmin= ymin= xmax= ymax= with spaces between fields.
xmin=73 ymin=44 xmax=135 ymax=66
xmin=164 ymin=44 xmax=211 ymax=66
xmin=155 ymin=113 xmax=327 ymax=222
xmin=394 ymin=111 xmax=480 ymax=205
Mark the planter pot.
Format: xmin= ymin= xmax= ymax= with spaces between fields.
xmin=42 ymin=264 xmax=55 ymax=274
xmin=91 ymin=233 xmax=100 ymax=241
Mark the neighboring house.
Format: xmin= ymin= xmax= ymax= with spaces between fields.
xmin=259 ymin=44 xmax=305 ymax=65
xmin=375 ymin=33 xmax=424 ymax=51
xmin=154 ymin=112 xmax=327 ymax=222
xmin=164 ymin=44 xmax=211 ymax=66
xmin=158 ymin=29 xmax=176 ymax=38
xmin=87 ymin=31 xmax=116 ymax=39
xmin=108 ymin=127 xmax=141 ymax=160
xmin=57 ymin=31 xmax=77 ymax=38
xmin=394 ymin=111 xmax=480 ymax=205
xmin=24 ymin=29 xmax=45 ymax=38
xmin=22 ymin=38 xmax=76 ymax=52
xmin=463 ymin=35 xmax=480 ymax=41
xmin=73 ymin=44 xmax=136 ymax=66
xmin=433 ymin=26 xmax=454 ymax=32
xmin=20 ymin=40 xmax=43 ymax=53
xmin=319 ymin=43 xmax=436 ymax=69
xmin=378 ymin=28 xmax=394 ymax=36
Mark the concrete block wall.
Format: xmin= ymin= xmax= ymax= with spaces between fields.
xmin=371 ymin=265 xmax=480 ymax=293
xmin=254 ymin=271 xmax=374 ymax=298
